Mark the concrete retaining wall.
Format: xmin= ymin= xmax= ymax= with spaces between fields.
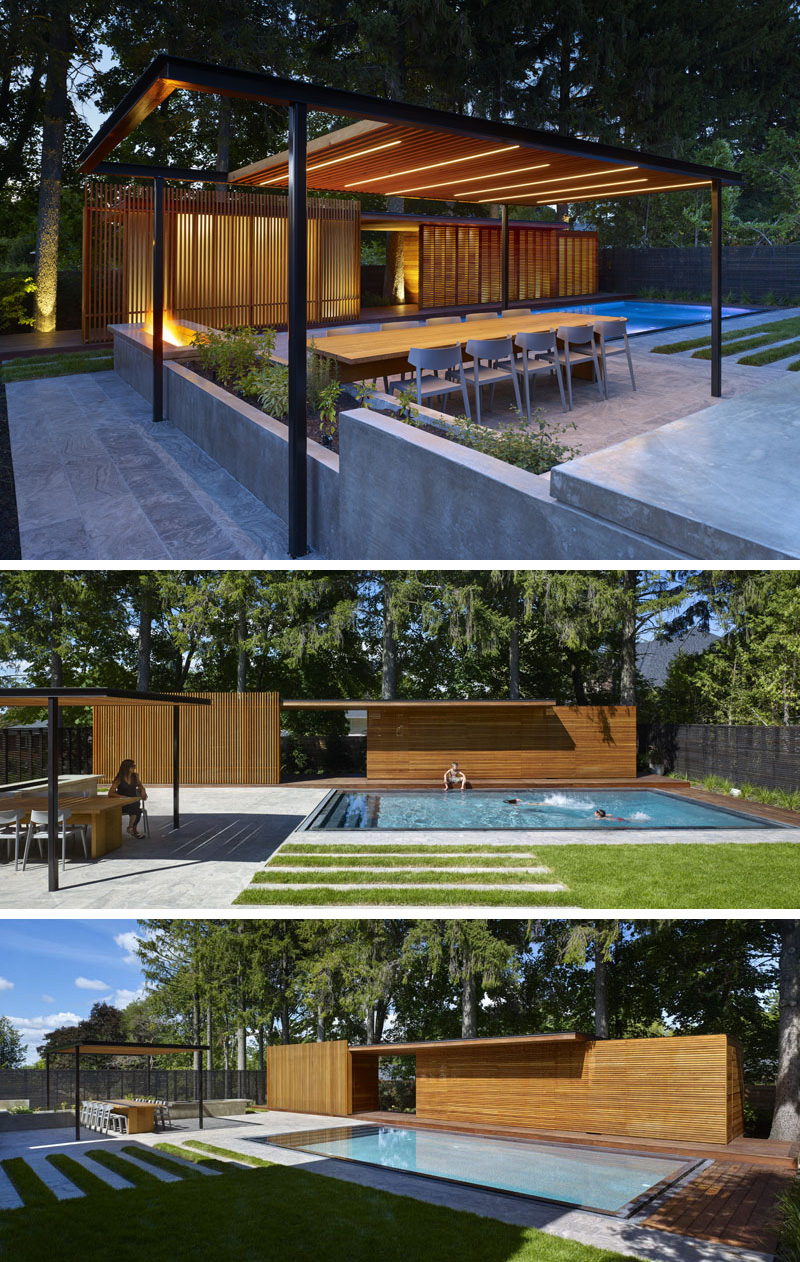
xmin=169 ymin=1099 xmax=251 ymax=1119
xmin=0 ymin=1111 xmax=76 ymax=1132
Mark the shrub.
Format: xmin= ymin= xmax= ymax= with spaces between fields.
xmin=0 ymin=274 xmax=36 ymax=331
xmin=191 ymin=325 xmax=265 ymax=391
xmin=450 ymin=410 xmax=580 ymax=475
xmin=777 ymin=1178 xmax=800 ymax=1262
xmin=308 ymin=339 xmax=339 ymax=413
xmin=317 ymin=379 xmax=342 ymax=441
xmin=256 ymin=362 xmax=290 ymax=419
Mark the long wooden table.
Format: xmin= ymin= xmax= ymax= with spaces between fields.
xmin=107 ymin=1100 xmax=158 ymax=1134
xmin=312 ymin=311 xmax=626 ymax=383
xmin=0 ymin=793 xmax=140 ymax=859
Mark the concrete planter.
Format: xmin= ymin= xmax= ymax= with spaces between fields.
xmin=0 ymin=1111 xmax=76 ymax=1132
xmin=168 ymin=1098 xmax=252 ymax=1119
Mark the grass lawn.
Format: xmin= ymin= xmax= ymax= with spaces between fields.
xmin=0 ymin=1145 xmax=633 ymax=1262
xmin=0 ymin=351 xmax=113 ymax=382
xmin=650 ymin=313 xmax=800 ymax=355
xmin=236 ymin=843 xmax=800 ymax=907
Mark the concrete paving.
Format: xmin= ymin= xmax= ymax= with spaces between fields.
xmin=0 ymin=786 xmax=328 ymax=910
xmin=5 ymin=370 xmax=312 ymax=560
xmin=0 ymin=1114 xmax=772 ymax=1261
xmin=290 ymin=825 xmax=798 ymax=846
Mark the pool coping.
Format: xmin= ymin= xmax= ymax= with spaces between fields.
xmin=258 ymin=1121 xmax=710 ymax=1219
xmin=542 ymin=300 xmax=764 ymax=339
xmin=295 ymin=786 xmax=791 ymax=833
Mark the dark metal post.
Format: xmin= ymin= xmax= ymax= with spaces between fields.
xmin=74 ymin=1046 xmax=80 ymax=1141
xmin=198 ymin=1063 xmax=204 ymax=1130
xmin=152 ymin=175 xmax=165 ymax=422
xmin=45 ymin=1054 xmax=50 ymax=1109
xmin=172 ymin=704 xmax=180 ymax=830
xmin=287 ymin=100 xmax=308 ymax=558
xmin=500 ymin=203 xmax=509 ymax=311
xmin=47 ymin=696 xmax=59 ymax=892
xmin=710 ymin=179 xmax=722 ymax=398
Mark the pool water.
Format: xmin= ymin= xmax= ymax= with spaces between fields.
xmin=539 ymin=299 xmax=751 ymax=335
xmin=307 ymin=788 xmax=773 ymax=831
xmin=264 ymin=1124 xmax=698 ymax=1215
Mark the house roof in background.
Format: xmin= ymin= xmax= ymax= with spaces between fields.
xmin=637 ymin=631 xmax=719 ymax=688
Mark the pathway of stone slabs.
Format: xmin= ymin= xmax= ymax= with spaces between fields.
xmin=0 ymin=1117 xmax=772 ymax=1262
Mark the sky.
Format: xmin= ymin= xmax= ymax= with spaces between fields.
xmin=0 ymin=920 xmax=145 ymax=1063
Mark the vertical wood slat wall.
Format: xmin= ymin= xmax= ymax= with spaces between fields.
xmin=82 ymin=182 xmax=360 ymax=342
xmin=267 ymin=1040 xmax=351 ymax=1115
xmin=92 ymin=692 xmax=280 ymax=786
xmin=416 ymin=223 xmax=597 ymax=308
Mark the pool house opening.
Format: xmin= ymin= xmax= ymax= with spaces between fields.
xmin=76 ymin=54 xmax=742 ymax=556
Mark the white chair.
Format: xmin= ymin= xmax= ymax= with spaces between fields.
xmin=0 ymin=811 xmax=26 ymax=868
xmin=555 ymin=324 xmax=604 ymax=409
xmin=461 ymin=337 xmax=523 ymax=424
xmin=22 ymin=808 xmax=88 ymax=872
xmin=88 ymin=1100 xmax=102 ymax=1130
xmin=394 ymin=344 xmax=472 ymax=417
xmin=514 ymin=330 xmax=567 ymax=418
xmin=425 ymin=316 xmax=461 ymax=325
xmin=154 ymin=1099 xmax=173 ymax=1130
xmin=140 ymin=803 xmax=151 ymax=838
xmin=97 ymin=1103 xmax=113 ymax=1134
xmin=499 ymin=309 xmax=520 ymax=319
xmin=107 ymin=1109 xmax=128 ymax=1135
xmin=593 ymin=317 xmax=636 ymax=398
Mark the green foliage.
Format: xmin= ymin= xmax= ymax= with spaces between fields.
xmin=255 ymin=362 xmax=289 ymax=419
xmin=451 ymin=410 xmax=580 ymax=475
xmin=1 ymin=351 xmax=113 ymax=382
xmin=653 ymin=315 xmax=800 ymax=356
xmin=0 ymin=1014 xmax=25 ymax=1068
xmin=778 ymin=1179 xmax=800 ymax=1262
xmin=317 ymin=380 xmax=343 ymax=441
xmin=737 ymin=338 xmax=800 ymax=366
xmin=190 ymin=326 xmax=264 ymax=391
xmin=0 ymin=274 xmax=35 ymax=331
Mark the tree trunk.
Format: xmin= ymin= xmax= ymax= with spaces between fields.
xmin=374 ymin=1000 xmax=387 ymax=1044
xmin=316 ymin=1005 xmax=325 ymax=1042
xmin=461 ymin=964 xmax=478 ymax=1038
xmin=281 ymin=1000 xmax=291 ymax=1044
xmin=381 ymin=578 xmax=397 ymax=699
xmin=137 ymin=588 xmax=152 ymax=692
xmin=34 ymin=11 xmax=71 ymax=332
xmin=237 ymin=602 xmax=248 ymax=693
xmin=192 ymin=994 xmax=201 ymax=1071
xmin=206 ymin=1006 xmax=213 ymax=1071
xmin=567 ymin=651 xmax=588 ymax=704
xmin=507 ymin=574 xmax=521 ymax=700
xmin=237 ymin=1024 xmax=246 ymax=1098
xmin=594 ymin=945 xmax=609 ymax=1038
xmin=216 ymin=96 xmax=232 ymax=172
xmin=49 ymin=599 xmax=63 ymax=687
xmin=619 ymin=570 xmax=638 ymax=705
xmin=770 ymin=920 xmax=800 ymax=1141
xmin=383 ymin=197 xmax=405 ymax=302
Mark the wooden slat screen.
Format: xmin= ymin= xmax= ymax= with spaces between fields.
xmin=83 ymin=182 xmax=360 ymax=342
xmin=418 ymin=223 xmax=596 ymax=308
xmin=267 ymin=1041 xmax=351 ymax=1115
xmin=402 ymin=231 xmax=420 ymax=303
xmin=414 ymin=1034 xmax=739 ymax=1145
xmin=365 ymin=704 xmax=636 ymax=781
xmin=92 ymin=691 xmax=280 ymax=785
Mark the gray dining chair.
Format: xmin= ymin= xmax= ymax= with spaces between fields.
xmin=514 ymin=330 xmax=567 ymax=418
xmin=462 ymin=337 xmax=523 ymax=424
xmin=0 ymin=810 xmax=26 ymax=868
xmin=555 ymin=324 xmax=604 ymax=409
xmin=394 ymin=344 xmax=471 ymax=417
xmin=425 ymin=315 xmax=461 ymax=325
xmin=593 ymin=317 xmax=636 ymax=397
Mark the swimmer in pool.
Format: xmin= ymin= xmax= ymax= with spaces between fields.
xmin=594 ymin=808 xmax=628 ymax=822
xmin=504 ymin=798 xmax=543 ymax=807
xmin=443 ymin=762 xmax=467 ymax=791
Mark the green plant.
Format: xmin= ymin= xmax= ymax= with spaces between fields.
xmin=777 ymin=1178 xmax=800 ymax=1262
xmin=317 ymin=379 xmax=342 ymax=441
xmin=307 ymin=339 xmax=339 ymax=412
xmin=0 ymin=274 xmax=35 ymax=331
xmin=354 ymin=379 xmax=378 ymax=407
xmin=9 ymin=1104 xmax=34 ymax=1114
xmin=451 ymin=409 xmax=580 ymax=475
xmin=256 ymin=362 xmax=289 ymax=419
xmin=393 ymin=386 xmax=421 ymax=423
xmin=190 ymin=325 xmax=262 ymax=391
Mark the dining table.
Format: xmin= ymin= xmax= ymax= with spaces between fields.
xmin=107 ymin=1099 xmax=158 ymax=1134
xmin=310 ymin=311 xmax=627 ymax=383
xmin=0 ymin=792 xmax=141 ymax=860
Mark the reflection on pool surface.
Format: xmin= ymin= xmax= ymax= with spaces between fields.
xmin=263 ymin=1124 xmax=699 ymax=1215
xmin=539 ymin=299 xmax=752 ymax=335
xmin=307 ymin=789 xmax=773 ymax=830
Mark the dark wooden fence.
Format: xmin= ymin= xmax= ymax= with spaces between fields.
xmin=0 ymin=727 xmax=92 ymax=786
xmin=600 ymin=244 xmax=800 ymax=304
xmin=638 ymin=723 xmax=800 ymax=791
xmin=0 ymin=1067 xmax=265 ymax=1108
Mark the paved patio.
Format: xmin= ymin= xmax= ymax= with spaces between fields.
xmin=5 ymin=370 xmax=313 ymax=560
xmin=0 ymin=1112 xmax=781 ymax=1262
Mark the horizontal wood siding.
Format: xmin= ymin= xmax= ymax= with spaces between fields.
xmin=82 ymin=182 xmax=360 ymax=342
xmin=92 ymin=692 xmax=280 ymax=785
xmin=267 ymin=1041 xmax=350 ymax=1115
xmin=366 ymin=705 xmax=636 ymax=780
xmin=415 ymin=1035 xmax=737 ymax=1144
xmin=417 ymin=223 xmax=597 ymax=308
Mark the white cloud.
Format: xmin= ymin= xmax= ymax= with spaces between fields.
xmin=41 ymin=994 xmax=54 ymax=1004
xmin=9 ymin=1011 xmax=84 ymax=1059
xmin=113 ymin=988 xmax=144 ymax=1008
xmin=75 ymin=977 xmax=110 ymax=991
xmin=0 ymin=977 xmax=13 ymax=991
xmin=114 ymin=931 xmax=141 ymax=966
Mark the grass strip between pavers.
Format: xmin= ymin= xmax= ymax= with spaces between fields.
xmin=268 ymin=853 xmax=541 ymax=869
xmin=235 ymin=885 xmax=577 ymax=906
xmin=46 ymin=1154 xmax=112 ymax=1195
xmin=252 ymin=868 xmax=553 ymax=885
xmin=651 ymin=314 xmax=800 ymax=354
xmin=123 ymin=1146 xmax=205 ymax=1178
xmin=279 ymin=842 xmax=541 ymax=855
xmin=86 ymin=1149 xmax=162 ymax=1188
xmin=692 ymin=331 xmax=799 ymax=359
xmin=0 ymin=352 xmax=113 ymax=383
xmin=154 ymin=1143 xmax=230 ymax=1172
xmin=182 ymin=1141 xmax=272 ymax=1168
xmin=0 ymin=1158 xmax=59 ymax=1208
xmin=737 ymin=337 xmax=800 ymax=365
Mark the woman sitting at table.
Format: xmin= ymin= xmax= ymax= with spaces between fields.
xmin=108 ymin=759 xmax=148 ymax=838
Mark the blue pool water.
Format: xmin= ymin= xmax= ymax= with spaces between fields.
xmin=539 ymin=299 xmax=751 ymax=335
xmin=308 ymin=789 xmax=772 ymax=830
xmin=264 ymin=1124 xmax=695 ymax=1214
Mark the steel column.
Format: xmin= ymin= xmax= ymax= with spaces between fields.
xmin=45 ymin=1054 xmax=50 ymax=1109
xmin=47 ymin=696 xmax=58 ymax=893
xmin=152 ymin=175 xmax=165 ymax=422
xmin=172 ymin=704 xmax=180 ymax=830
xmin=710 ymin=179 xmax=722 ymax=398
xmin=500 ymin=204 xmax=509 ymax=310
xmin=74 ymin=1046 xmax=80 ymax=1141
xmin=287 ymin=100 xmax=308 ymax=558
xmin=198 ymin=1065 xmax=204 ymax=1129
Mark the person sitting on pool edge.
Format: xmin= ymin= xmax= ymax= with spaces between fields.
xmin=594 ymin=808 xmax=627 ymax=822
xmin=443 ymin=762 xmax=467 ymax=791
xmin=108 ymin=757 xmax=148 ymax=837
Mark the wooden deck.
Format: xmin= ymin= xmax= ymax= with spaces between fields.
xmin=0 ymin=328 xmax=110 ymax=360
xmin=643 ymin=1160 xmax=794 ymax=1253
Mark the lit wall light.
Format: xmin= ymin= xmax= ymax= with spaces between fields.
xmin=346 ymin=145 xmax=519 ymax=187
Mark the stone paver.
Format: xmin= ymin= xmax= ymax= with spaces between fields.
xmin=5 ymin=371 xmax=315 ymax=560
xmin=290 ymin=826 xmax=797 ymax=846
xmin=110 ymin=1148 xmax=182 ymax=1182
xmin=67 ymin=1148 xmax=135 ymax=1189
xmin=25 ymin=1152 xmax=85 ymax=1199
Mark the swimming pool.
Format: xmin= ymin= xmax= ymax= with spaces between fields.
xmin=263 ymin=1123 xmax=702 ymax=1215
xmin=302 ymin=788 xmax=778 ymax=831
xmin=540 ymin=299 xmax=751 ymax=335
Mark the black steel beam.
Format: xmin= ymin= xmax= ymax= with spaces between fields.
xmin=500 ymin=205 xmax=509 ymax=310
xmin=152 ymin=175 xmax=164 ymax=423
xmin=710 ymin=179 xmax=722 ymax=398
xmin=78 ymin=54 xmax=742 ymax=187
xmin=172 ymin=705 xmax=180 ymax=830
xmin=74 ymin=1046 xmax=80 ymax=1142
xmin=287 ymin=99 xmax=308 ymax=558
xmin=47 ymin=696 xmax=58 ymax=893
xmin=93 ymin=161 xmax=228 ymax=182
